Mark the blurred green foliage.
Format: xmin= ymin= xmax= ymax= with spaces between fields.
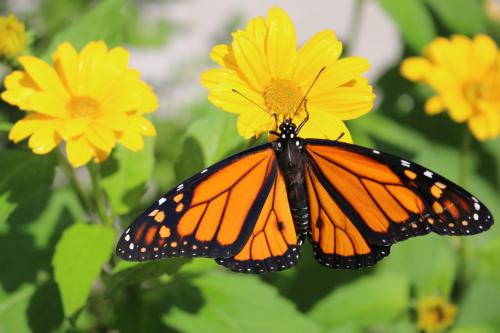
xmin=0 ymin=0 xmax=499 ymax=332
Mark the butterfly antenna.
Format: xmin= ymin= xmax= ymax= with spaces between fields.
xmin=292 ymin=67 xmax=326 ymax=118
xmin=232 ymin=89 xmax=267 ymax=113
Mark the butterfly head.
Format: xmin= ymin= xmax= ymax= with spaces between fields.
xmin=278 ymin=118 xmax=297 ymax=138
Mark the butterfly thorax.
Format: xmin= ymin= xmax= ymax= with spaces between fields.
xmin=272 ymin=122 xmax=310 ymax=234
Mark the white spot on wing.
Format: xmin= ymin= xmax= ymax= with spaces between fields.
xmin=424 ymin=170 xmax=434 ymax=178
xmin=158 ymin=197 xmax=167 ymax=205
xmin=373 ymin=150 xmax=380 ymax=154
xmin=124 ymin=234 xmax=130 ymax=242
xmin=401 ymin=160 xmax=411 ymax=167
xmin=473 ymin=213 xmax=479 ymax=221
xmin=125 ymin=228 xmax=130 ymax=234
xmin=201 ymin=169 xmax=208 ymax=174
xmin=474 ymin=203 xmax=480 ymax=211
xmin=129 ymin=243 xmax=134 ymax=250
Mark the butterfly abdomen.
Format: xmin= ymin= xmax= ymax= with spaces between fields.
xmin=274 ymin=138 xmax=310 ymax=234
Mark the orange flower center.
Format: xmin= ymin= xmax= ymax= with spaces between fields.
xmin=68 ymin=97 xmax=100 ymax=119
xmin=263 ymin=79 xmax=304 ymax=117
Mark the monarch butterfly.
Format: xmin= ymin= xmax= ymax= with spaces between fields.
xmin=116 ymin=69 xmax=493 ymax=273
xmin=116 ymin=114 xmax=493 ymax=273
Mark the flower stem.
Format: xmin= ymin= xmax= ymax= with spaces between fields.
xmin=87 ymin=163 xmax=113 ymax=226
xmin=57 ymin=151 xmax=96 ymax=217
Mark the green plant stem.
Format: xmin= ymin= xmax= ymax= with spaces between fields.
xmin=57 ymin=151 xmax=96 ymax=217
xmin=87 ymin=163 xmax=113 ymax=226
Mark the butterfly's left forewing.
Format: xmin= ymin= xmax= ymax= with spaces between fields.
xmin=116 ymin=144 xmax=278 ymax=261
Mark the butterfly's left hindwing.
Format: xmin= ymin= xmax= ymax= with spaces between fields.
xmin=216 ymin=167 xmax=302 ymax=273
xmin=116 ymin=144 xmax=277 ymax=261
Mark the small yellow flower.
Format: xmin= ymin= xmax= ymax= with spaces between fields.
xmin=201 ymin=7 xmax=375 ymax=142
xmin=1 ymin=41 xmax=158 ymax=167
xmin=416 ymin=295 xmax=458 ymax=333
xmin=0 ymin=14 xmax=28 ymax=58
xmin=401 ymin=34 xmax=500 ymax=141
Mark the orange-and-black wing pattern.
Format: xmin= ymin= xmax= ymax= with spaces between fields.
xmin=304 ymin=139 xmax=493 ymax=268
xmin=215 ymin=167 xmax=302 ymax=273
xmin=116 ymin=144 xmax=278 ymax=261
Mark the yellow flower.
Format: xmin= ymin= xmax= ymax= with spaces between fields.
xmin=201 ymin=7 xmax=375 ymax=142
xmin=401 ymin=34 xmax=500 ymax=141
xmin=1 ymin=41 xmax=158 ymax=167
xmin=416 ymin=295 xmax=458 ymax=333
xmin=0 ymin=14 xmax=28 ymax=58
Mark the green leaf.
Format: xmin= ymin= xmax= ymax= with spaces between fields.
xmin=0 ymin=121 xmax=11 ymax=132
xmin=0 ymin=150 xmax=56 ymax=225
xmin=105 ymin=258 xmax=189 ymax=298
xmin=42 ymin=0 xmax=127 ymax=60
xmin=163 ymin=273 xmax=319 ymax=333
xmin=424 ymin=0 xmax=486 ymax=35
xmin=379 ymin=0 xmax=437 ymax=52
xmin=52 ymin=223 xmax=115 ymax=316
xmin=174 ymin=136 xmax=205 ymax=182
xmin=308 ymin=273 xmax=409 ymax=330
xmin=186 ymin=104 xmax=243 ymax=166
xmin=101 ymin=138 xmax=155 ymax=215
xmin=377 ymin=235 xmax=457 ymax=297
xmin=0 ymin=285 xmax=35 ymax=333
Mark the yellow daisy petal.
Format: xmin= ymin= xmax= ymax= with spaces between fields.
xmin=210 ymin=44 xmax=237 ymax=70
xmin=232 ymin=30 xmax=270 ymax=92
xmin=66 ymin=137 xmax=94 ymax=168
xmin=28 ymin=125 xmax=60 ymax=154
xmin=8 ymin=113 xmax=53 ymax=143
xmin=245 ymin=16 xmax=267 ymax=48
xmin=237 ymin=110 xmax=274 ymax=138
xmin=85 ymin=124 xmax=116 ymax=152
xmin=18 ymin=56 xmax=69 ymax=102
xmin=94 ymin=112 xmax=129 ymax=131
xmin=292 ymin=30 xmax=342 ymax=86
xmin=201 ymin=68 xmax=266 ymax=114
xmin=53 ymin=42 xmax=79 ymax=95
xmin=424 ymin=96 xmax=445 ymax=115
xmin=29 ymin=91 xmax=69 ymax=117
xmin=1 ymin=71 xmax=38 ymax=110
xmin=265 ymin=7 xmax=296 ymax=78
xmin=126 ymin=116 xmax=157 ymax=136
xmin=309 ymin=57 xmax=371 ymax=96
xmin=118 ymin=131 xmax=144 ymax=152
xmin=56 ymin=117 xmax=91 ymax=140
xmin=400 ymin=57 xmax=431 ymax=81
xmin=298 ymin=112 xmax=353 ymax=142
xmin=107 ymin=46 xmax=130 ymax=72
xmin=93 ymin=147 xmax=111 ymax=163
xmin=471 ymin=34 xmax=498 ymax=78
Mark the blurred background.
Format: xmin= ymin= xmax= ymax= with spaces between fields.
xmin=0 ymin=0 xmax=499 ymax=332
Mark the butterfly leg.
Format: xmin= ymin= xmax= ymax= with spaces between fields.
xmin=295 ymin=100 xmax=310 ymax=135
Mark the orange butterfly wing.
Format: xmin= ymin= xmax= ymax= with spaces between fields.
xmin=304 ymin=139 xmax=493 ymax=269
xmin=116 ymin=145 xmax=278 ymax=261
xmin=216 ymin=167 xmax=302 ymax=273
xmin=305 ymin=166 xmax=390 ymax=268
